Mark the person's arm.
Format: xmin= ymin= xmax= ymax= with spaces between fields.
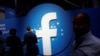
xmin=34 ymin=34 xmax=38 ymax=43
xmin=17 ymin=36 xmax=22 ymax=47
xmin=23 ymin=35 xmax=27 ymax=46
xmin=6 ymin=37 xmax=9 ymax=47
xmin=23 ymin=35 xmax=26 ymax=45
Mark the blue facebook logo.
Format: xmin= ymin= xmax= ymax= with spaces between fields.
xmin=26 ymin=3 xmax=74 ymax=56
xmin=36 ymin=12 xmax=57 ymax=55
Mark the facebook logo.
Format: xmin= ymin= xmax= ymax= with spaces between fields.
xmin=36 ymin=12 xmax=57 ymax=55
xmin=26 ymin=3 xmax=74 ymax=56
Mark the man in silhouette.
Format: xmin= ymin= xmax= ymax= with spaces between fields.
xmin=0 ymin=30 xmax=5 ymax=56
xmin=23 ymin=26 xmax=39 ymax=56
xmin=6 ymin=29 xmax=23 ymax=56
xmin=72 ymin=13 xmax=100 ymax=56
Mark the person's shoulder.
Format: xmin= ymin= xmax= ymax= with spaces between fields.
xmin=83 ymin=32 xmax=100 ymax=43
xmin=24 ymin=32 xmax=29 ymax=36
xmin=29 ymin=32 xmax=35 ymax=35
xmin=80 ymin=33 xmax=100 ymax=48
xmin=93 ymin=37 xmax=100 ymax=47
xmin=25 ymin=31 xmax=33 ymax=34
xmin=76 ymin=32 xmax=100 ymax=56
xmin=89 ymin=34 xmax=100 ymax=44
xmin=78 ymin=31 xmax=100 ymax=47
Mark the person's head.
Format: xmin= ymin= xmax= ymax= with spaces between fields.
xmin=73 ymin=12 xmax=90 ymax=39
xmin=0 ymin=30 xmax=2 ymax=35
xmin=26 ymin=26 xmax=31 ymax=32
xmin=9 ymin=29 xmax=17 ymax=35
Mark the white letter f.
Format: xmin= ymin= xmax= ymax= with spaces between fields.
xmin=36 ymin=12 xmax=57 ymax=55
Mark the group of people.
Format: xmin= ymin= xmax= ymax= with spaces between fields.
xmin=0 ymin=26 xmax=39 ymax=56
xmin=0 ymin=12 xmax=100 ymax=56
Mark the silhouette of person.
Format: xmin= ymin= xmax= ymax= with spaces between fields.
xmin=23 ymin=26 xmax=39 ymax=56
xmin=6 ymin=29 xmax=23 ymax=56
xmin=0 ymin=30 xmax=5 ymax=56
xmin=72 ymin=13 xmax=100 ymax=56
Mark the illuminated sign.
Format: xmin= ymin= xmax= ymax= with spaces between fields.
xmin=26 ymin=3 xmax=74 ymax=56
xmin=36 ymin=12 xmax=57 ymax=55
xmin=0 ymin=4 xmax=100 ymax=56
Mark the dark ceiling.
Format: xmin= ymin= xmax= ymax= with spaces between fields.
xmin=0 ymin=0 xmax=15 ymax=9
xmin=0 ymin=0 xmax=99 ymax=17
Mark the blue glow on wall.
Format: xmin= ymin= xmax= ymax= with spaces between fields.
xmin=0 ymin=7 xmax=16 ymax=38
xmin=1 ymin=4 xmax=100 ymax=56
